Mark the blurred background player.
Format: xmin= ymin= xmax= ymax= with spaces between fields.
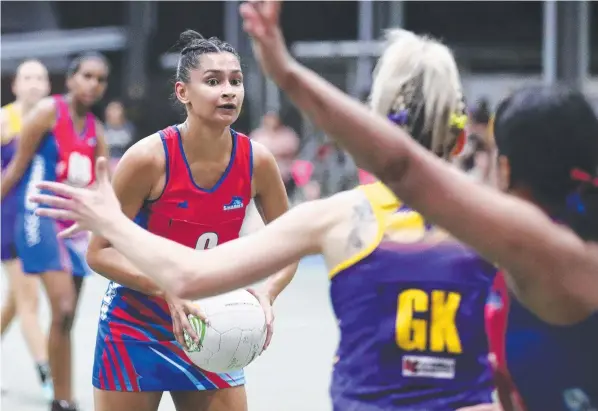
xmin=34 ymin=28 xmax=501 ymax=411
xmin=1 ymin=52 xmax=111 ymax=411
xmin=244 ymin=111 xmax=300 ymax=233
xmin=250 ymin=111 xmax=299 ymax=200
xmin=103 ymin=99 xmax=136 ymax=171
xmin=83 ymin=30 xmax=297 ymax=411
xmin=453 ymin=99 xmax=497 ymax=185
xmin=0 ymin=58 xmax=53 ymax=399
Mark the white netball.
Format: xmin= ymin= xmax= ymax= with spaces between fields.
xmin=183 ymin=289 xmax=267 ymax=373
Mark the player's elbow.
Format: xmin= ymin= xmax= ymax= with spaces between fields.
xmin=376 ymin=151 xmax=411 ymax=189
xmin=85 ymin=247 xmax=102 ymax=273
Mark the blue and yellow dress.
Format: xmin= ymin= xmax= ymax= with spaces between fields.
xmin=329 ymin=182 xmax=497 ymax=410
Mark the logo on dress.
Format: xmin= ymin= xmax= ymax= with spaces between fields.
xmin=177 ymin=201 xmax=189 ymax=209
xmin=223 ymin=196 xmax=244 ymax=211
xmin=87 ymin=136 xmax=97 ymax=147
xmin=402 ymin=355 xmax=456 ymax=379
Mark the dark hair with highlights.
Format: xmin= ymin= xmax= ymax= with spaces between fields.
xmin=494 ymin=85 xmax=598 ymax=241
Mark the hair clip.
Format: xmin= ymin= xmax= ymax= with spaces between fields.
xmin=571 ymin=168 xmax=598 ymax=187
xmin=566 ymin=192 xmax=586 ymax=215
xmin=451 ymin=130 xmax=467 ymax=157
xmin=388 ymin=110 xmax=409 ymax=126
xmin=449 ymin=113 xmax=467 ymax=130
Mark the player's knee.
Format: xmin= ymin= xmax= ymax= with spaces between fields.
xmin=57 ymin=311 xmax=75 ymax=334
xmin=51 ymin=303 xmax=76 ymax=334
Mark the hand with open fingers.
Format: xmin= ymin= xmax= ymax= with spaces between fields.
xmin=239 ymin=0 xmax=292 ymax=86
xmin=29 ymin=157 xmax=120 ymax=237
xmin=166 ymin=295 xmax=208 ymax=350
xmin=247 ymin=288 xmax=275 ymax=352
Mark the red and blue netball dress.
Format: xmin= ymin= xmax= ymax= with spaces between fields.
xmin=93 ymin=125 xmax=254 ymax=392
xmin=14 ymin=94 xmax=97 ymax=276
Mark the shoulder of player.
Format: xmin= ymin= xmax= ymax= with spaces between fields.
xmin=310 ymin=189 xmax=368 ymax=233
xmin=25 ymin=97 xmax=58 ymax=128
xmin=248 ymin=138 xmax=270 ymax=160
xmin=34 ymin=97 xmax=58 ymax=117
xmin=249 ymin=139 xmax=279 ymax=177
xmin=283 ymin=191 xmax=359 ymax=246
xmin=114 ymin=133 xmax=165 ymax=178
xmin=327 ymin=188 xmax=368 ymax=214
xmin=0 ymin=108 xmax=9 ymax=143
xmin=16 ymin=98 xmax=57 ymax=136
xmin=311 ymin=189 xmax=379 ymax=260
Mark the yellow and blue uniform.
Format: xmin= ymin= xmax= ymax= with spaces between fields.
xmin=1 ymin=103 xmax=22 ymax=261
xmin=329 ymin=183 xmax=496 ymax=410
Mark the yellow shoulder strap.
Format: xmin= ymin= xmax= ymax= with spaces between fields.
xmin=387 ymin=209 xmax=426 ymax=231
xmin=3 ymin=103 xmax=22 ymax=138
xmin=328 ymin=182 xmax=399 ymax=278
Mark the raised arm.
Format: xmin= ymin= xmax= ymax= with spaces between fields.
xmin=250 ymin=141 xmax=300 ymax=303
xmin=1 ymin=98 xmax=55 ymax=199
xmin=85 ymin=136 xmax=164 ymax=295
xmin=239 ymin=1 xmax=588 ymax=308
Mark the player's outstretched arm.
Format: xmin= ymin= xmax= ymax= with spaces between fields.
xmin=31 ymin=157 xmax=340 ymax=299
xmin=111 ymin=199 xmax=332 ymax=299
xmin=240 ymin=1 xmax=591 ymax=312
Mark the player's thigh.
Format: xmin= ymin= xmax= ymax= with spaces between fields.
xmin=94 ymin=388 xmax=163 ymax=411
xmin=4 ymin=257 xmax=40 ymax=312
xmin=15 ymin=213 xmax=77 ymax=311
xmin=15 ymin=213 xmax=68 ymax=276
xmin=41 ymin=270 xmax=77 ymax=318
xmin=170 ymin=386 xmax=248 ymax=411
